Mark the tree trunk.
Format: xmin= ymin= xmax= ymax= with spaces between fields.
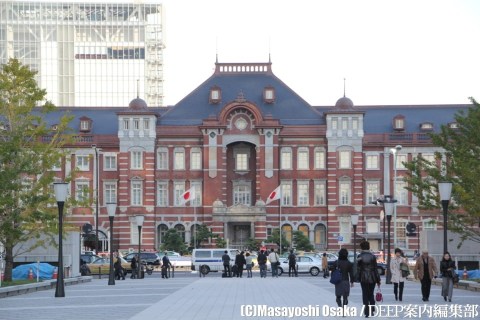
xmin=4 ymin=244 xmax=13 ymax=282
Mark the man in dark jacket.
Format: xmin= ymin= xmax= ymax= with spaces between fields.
xmin=257 ymin=250 xmax=268 ymax=278
xmin=357 ymin=241 xmax=381 ymax=318
xmin=130 ymin=255 xmax=138 ymax=279
xmin=222 ymin=250 xmax=231 ymax=277
xmin=162 ymin=253 xmax=172 ymax=279
xmin=288 ymin=249 xmax=297 ymax=277
xmin=234 ymin=251 xmax=246 ymax=278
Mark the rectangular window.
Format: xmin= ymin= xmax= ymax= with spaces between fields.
xmin=395 ymin=154 xmax=407 ymax=170
xmin=331 ymin=118 xmax=338 ymax=130
xmin=133 ymin=118 xmax=140 ymax=130
xmin=395 ymin=181 xmax=408 ymax=205
xmin=423 ymin=220 xmax=437 ymax=230
xmin=191 ymin=182 xmax=202 ymax=207
xmin=281 ymin=183 xmax=292 ymax=206
xmin=366 ymin=155 xmax=379 ymax=169
xmin=352 ymin=118 xmax=358 ymax=130
xmin=157 ymin=182 xmax=168 ymax=207
xmin=233 ymin=185 xmax=251 ymax=206
xmin=123 ymin=119 xmax=129 ymax=130
xmin=366 ymin=181 xmax=380 ymax=205
xmin=396 ymin=221 xmax=407 ymax=248
xmin=342 ymin=118 xmax=348 ymax=130
xmin=366 ymin=221 xmax=379 ymax=233
xmin=297 ymin=149 xmax=309 ymax=170
xmin=314 ymin=181 xmax=326 ymax=205
xmin=174 ymin=150 xmax=185 ymax=170
xmin=191 ymin=150 xmax=202 ymax=170
xmin=281 ymin=149 xmax=292 ymax=170
xmin=236 ymin=153 xmax=248 ymax=171
xmin=339 ymin=218 xmax=352 ymax=243
xmin=76 ymin=155 xmax=90 ymax=171
xmin=51 ymin=159 xmax=62 ymax=171
xmin=80 ymin=120 xmax=90 ymax=131
xmin=75 ymin=181 xmax=89 ymax=202
xmin=157 ymin=149 xmax=168 ymax=170
xmin=143 ymin=118 xmax=150 ymax=130
xmin=339 ymin=181 xmax=350 ymax=205
xmin=131 ymin=181 xmax=142 ymax=206
xmin=104 ymin=155 xmax=117 ymax=170
xmin=130 ymin=221 xmax=142 ymax=245
xmin=131 ymin=151 xmax=143 ymax=169
xmin=314 ymin=150 xmax=325 ymax=169
xmin=104 ymin=182 xmax=117 ymax=204
xmin=339 ymin=151 xmax=351 ymax=169
xmin=297 ymin=181 xmax=309 ymax=206
xmin=174 ymin=182 xmax=185 ymax=206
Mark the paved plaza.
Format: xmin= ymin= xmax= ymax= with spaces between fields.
xmin=0 ymin=271 xmax=479 ymax=320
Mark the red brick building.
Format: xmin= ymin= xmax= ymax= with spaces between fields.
xmin=49 ymin=61 xmax=468 ymax=254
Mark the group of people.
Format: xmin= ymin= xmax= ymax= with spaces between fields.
xmin=120 ymin=253 xmax=173 ymax=280
xmin=329 ymin=240 xmax=457 ymax=318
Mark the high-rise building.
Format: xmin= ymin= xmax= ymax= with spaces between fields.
xmin=0 ymin=0 xmax=165 ymax=107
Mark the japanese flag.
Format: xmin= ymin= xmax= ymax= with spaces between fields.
xmin=266 ymin=185 xmax=282 ymax=204
xmin=180 ymin=188 xmax=196 ymax=204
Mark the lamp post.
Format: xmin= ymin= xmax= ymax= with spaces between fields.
xmin=54 ymin=182 xmax=68 ymax=298
xmin=371 ymin=199 xmax=385 ymax=262
xmin=390 ymin=145 xmax=402 ymax=248
xmin=351 ymin=213 xmax=359 ymax=277
xmin=92 ymin=145 xmax=100 ymax=255
xmin=380 ymin=195 xmax=397 ymax=285
xmin=135 ymin=215 xmax=144 ymax=279
xmin=438 ymin=182 xmax=453 ymax=254
xmin=107 ymin=202 xmax=117 ymax=285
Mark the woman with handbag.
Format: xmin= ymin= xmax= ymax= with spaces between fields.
xmin=390 ymin=248 xmax=407 ymax=301
xmin=357 ymin=240 xmax=381 ymax=318
xmin=334 ymin=248 xmax=354 ymax=307
xmin=440 ymin=251 xmax=456 ymax=302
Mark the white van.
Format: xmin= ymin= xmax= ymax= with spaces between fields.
xmin=191 ymin=248 xmax=239 ymax=275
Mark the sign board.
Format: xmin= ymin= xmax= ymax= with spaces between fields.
xmin=337 ymin=236 xmax=344 ymax=242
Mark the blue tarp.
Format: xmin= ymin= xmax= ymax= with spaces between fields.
xmin=12 ymin=263 xmax=56 ymax=280
xmin=455 ymin=270 xmax=480 ymax=280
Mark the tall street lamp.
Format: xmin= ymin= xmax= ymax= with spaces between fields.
xmin=390 ymin=145 xmax=402 ymax=247
xmin=136 ymin=215 xmax=144 ymax=279
xmin=54 ymin=182 xmax=68 ymax=298
xmin=351 ymin=213 xmax=359 ymax=278
xmin=92 ymin=145 xmax=100 ymax=255
xmin=380 ymin=195 xmax=397 ymax=285
xmin=438 ymin=182 xmax=453 ymax=254
xmin=107 ymin=202 xmax=117 ymax=285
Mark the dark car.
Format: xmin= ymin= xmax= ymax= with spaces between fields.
xmin=123 ymin=252 xmax=161 ymax=266
xmin=81 ymin=254 xmax=101 ymax=264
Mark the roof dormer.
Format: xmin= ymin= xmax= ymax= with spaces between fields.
xmin=80 ymin=116 xmax=92 ymax=133
xmin=209 ymin=86 xmax=221 ymax=104
xmin=393 ymin=115 xmax=405 ymax=131
xmin=263 ymin=86 xmax=275 ymax=104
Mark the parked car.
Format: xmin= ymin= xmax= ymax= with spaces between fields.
xmin=277 ymin=255 xmax=322 ymax=276
xmin=81 ymin=254 xmax=101 ymax=264
xmin=87 ymin=257 xmax=130 ymax=274
xmin=124 ymin=252 xmax=161 ymax=266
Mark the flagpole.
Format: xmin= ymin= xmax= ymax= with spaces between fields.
xmin=193 ymin=203 xmax=196 ymax=249
xmin=279 ymin=201 xmax=282 ymax=256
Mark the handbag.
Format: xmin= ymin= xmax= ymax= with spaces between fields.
xmin=329 ymin=262 xmax=342 ymax=285
xmin=400 ymin=262 xmax=410 ymax=277
xmin=452 ymin=271 xmax=459 ymax=284
xmin=375 ymin=287 xmax=383 ymax=302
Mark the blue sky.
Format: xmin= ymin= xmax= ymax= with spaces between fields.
xmin=161 ymin=0 xmax=480 ymax=107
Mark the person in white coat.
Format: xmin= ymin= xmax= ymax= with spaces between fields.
xmin=390 ymin=248 xmax=408 ymax=301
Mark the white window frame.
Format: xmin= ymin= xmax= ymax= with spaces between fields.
xmin=297 ymin=148 xmax=309 ymax=170
xmin=233 ymin=184 xmax=251 ymax=206
xmin=76 ymin=155 xmax=90 ymax=171
xmin=366 ymin=220 xmax=380 ymax=233
xmin=157 ymin=181 xmax=168 ymax=207
xmin=103 ymin=153 xmax=117 ymax=171
xmin=314 ymin=148 xmax=325 ymax=169
xmin=235 ymin=153 xmax=248 ymax=171
xmin=157 ymin=148 xmax=168 ymax=170
xmin=131 ymin=180 xmax=143 ymax=206
xmin=281 ymin=182 xmax=292 ymax=206
xmin=395 ymin=180 xmax=408 ymax=205
xmin=130 ymin=220 xmax=142 ymax=245
xmin=339 ymin=217 xmax=352 ymax=244
xmin=174 ymin=148 xmax=185 ymax=170
xmin=131 ymin=151 xmax=143 ymax=170
xmin=314 ymin=180 xmax=326 ymax=206
xmin=366 ymin=181 xmax=380 ymax=205
xmin=123 ymin=119 xmax=130 ymax=130
xmin=143 ymin=118 xmax=150 ymax=130
xmin=395 ymin=154 xmax=407 ymax=170
xmin=174 ymin=182 xmax=185 ymax=206
xmin=75 ymin=180 xmax=89 ymax=202
xmin=104 ymin=181 xmax=117 ymax=205
xmin=366 ymin=154 xmax=379 ymax=170
xmin=339 ymin=180 xmax=351 ymax=205
xmin=190 ymin=148 xmax=202 ymax=170
xmin=339 ymin=150 xmax=351 ymax=169
xmin=297 ymin=180 xmax=309 ymax=206
xmin=280 ymin=148 xmax=292 ymax=170
xmin=191 ymin=181 xmax=202 ymax=207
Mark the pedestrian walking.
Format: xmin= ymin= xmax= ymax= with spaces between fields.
xmin=357 ymin=240 xmax=381 ymax=318
xmin=440 ymin=251 xmax=456 ymax=302
xmin=257 ymin=250 xmax=268 ymax=278
xmin=114 ymin=257 xmax=125 ymax=280
xmin=245 ymin=252 xmax=253 ymax=278
xmin=288 ymin=249 xmax=297 ymax=277
xmin=130 ymin=255 xmax=138 ymax=279
xmin=414 ymin=250 xmax=438 ymax=302
xmin=235 ymin=251 xmax=246 ymax=278
xmin=268 ymin=248 xmax=280 ymax=277
xmin=334 ymin=248 xmax=354 ymax=307
xmin=222 ymin=250 xmax=231 ymax=277
xmin=390 ymin=248 xmax=407 ymax=301
xmin=322 ymin=253 xmax=329 ymax=278
xmin=162 ymin=252 xmax=172 ymax=279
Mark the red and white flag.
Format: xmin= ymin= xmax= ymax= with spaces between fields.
xmin=180 ymin=188 xmax=196 ymax=204
xmin=266 ymin=185 xmax=282 ymax=204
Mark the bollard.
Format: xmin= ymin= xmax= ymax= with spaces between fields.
xmin=172 ymin=265 xmax=175 ymax=278
xmin=99 ymin=267 xmax=101 ymax=279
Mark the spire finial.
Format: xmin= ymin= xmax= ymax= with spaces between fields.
xmin=343 ymin=78 xmax=346 ymax=97
xmin=137 ymin=79 xmax=140 ymax=98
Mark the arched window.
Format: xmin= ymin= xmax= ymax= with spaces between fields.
xmin=174 ymin=224 xmax=185 ymax=242
xmin=298 ymin=224 xmax=309 ymax=238
xmin=282 ymin=224 xmax=293 ymax=244
xmin=157 ymin=224 xmax=168 ymax=248
xmin=314 ymin=224 xmax=327 ymax=250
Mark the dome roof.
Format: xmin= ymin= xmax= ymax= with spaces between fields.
xmin=128 ymin=98 xmax=148 ymax=110
xmin=334 ymin=96 xmax=354 ymax=110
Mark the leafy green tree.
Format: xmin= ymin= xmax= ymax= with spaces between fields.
xmin=403 ymin=97 xmax=480 ymax=245
xmin=266 ymin=228 xmax=289 ymax=253
xmin=0 ymin=58 xmax=73 ymax=281
xmin=190 ymin=224 xmax=214 ymax=248
xmin=160 ymin=229 xmax=187 ymax=254
xmin=246 ymin=238 xmax=261 ymax=252
xmin=292 ymin=231 xmax=314 ymax=251
xmin=215 ymin=236 xmax=227 ymax=248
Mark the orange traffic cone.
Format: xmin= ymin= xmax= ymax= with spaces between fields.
xmin=28 ymin=268 xmax=34 ymax=280
xmin=52 ymin=267 xmax=58 ymax=279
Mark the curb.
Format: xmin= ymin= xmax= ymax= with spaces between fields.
xmin=0 ymin=276 xmax=92 ymax=298
xmin=407 ymin=277 xmax=480 ymax=292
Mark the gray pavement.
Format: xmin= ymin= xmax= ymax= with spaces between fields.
xmin=0 ymin=271 xmax=479 ymax=320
